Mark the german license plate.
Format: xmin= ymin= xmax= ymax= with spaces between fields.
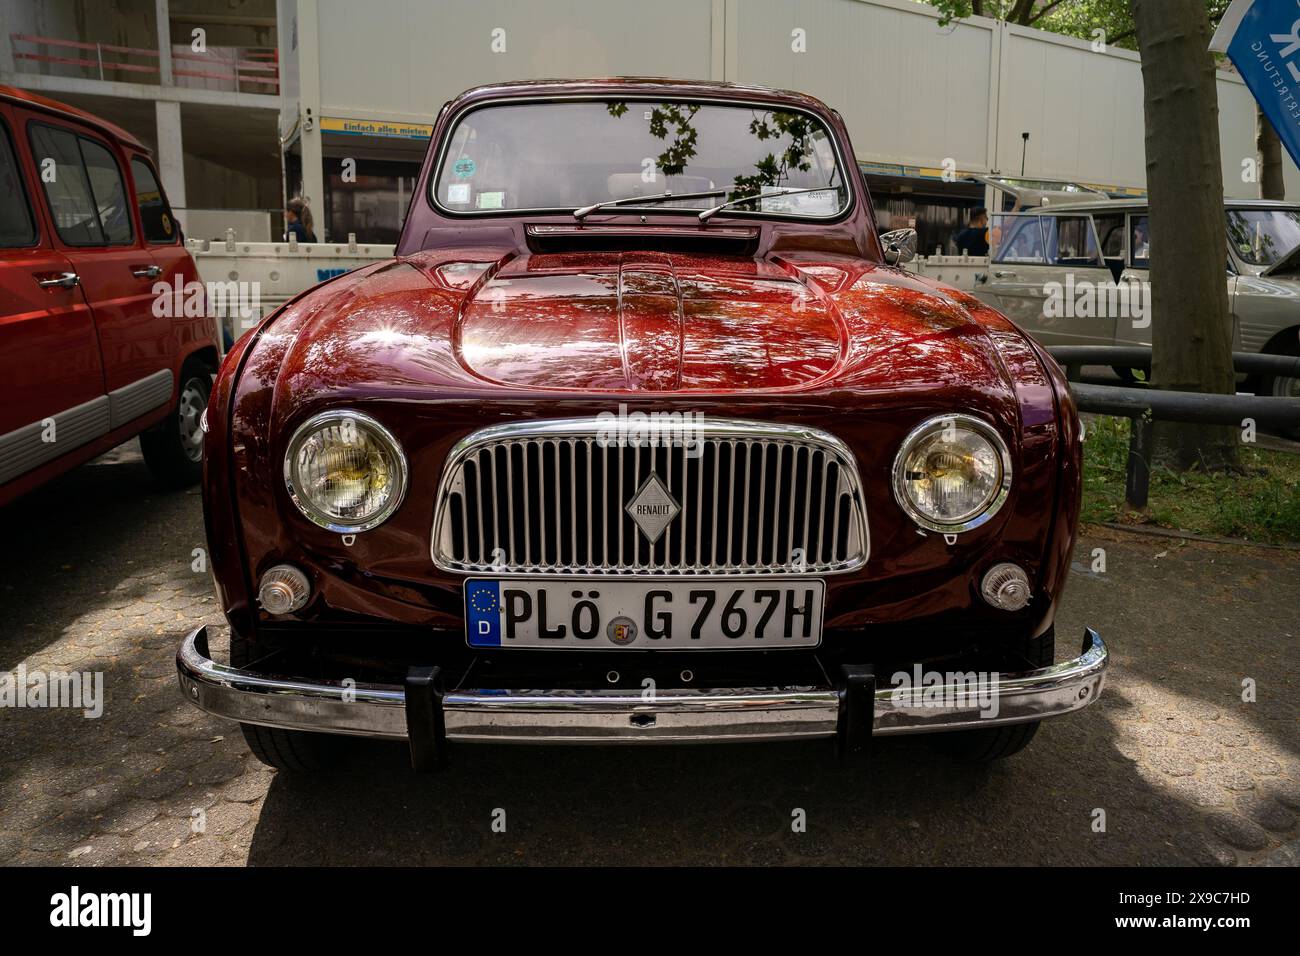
xmin=464 ymin=578 xmax=824 ymax=650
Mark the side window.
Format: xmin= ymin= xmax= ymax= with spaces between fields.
xmin=28 ymin=124 xmax=133 ymax=246
xmin=29 ymin=124 xmax=104 ymax=244
xmin=1041 ymin=215 xmax=1101 ymax=266
xmin=990 ymin=214 xmax=1046 ymax=264
xmin=1130 ymin=215 xmax=1150 ymax=268
xmin=1093 ymin=213 xmax=1126 ymax=259
xmin=130 ymin=157 xmax=177 ymax=244
xmin=78 ymin=138 xmax=133 ymax=244
xmin=0 ymin=119 xmax=37 ymax=247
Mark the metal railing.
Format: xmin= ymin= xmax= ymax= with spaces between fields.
xmin=9 ymin=34 xmax=278 ymax=94
xmin=1047 ymin=346 xmax=1300 ymax=508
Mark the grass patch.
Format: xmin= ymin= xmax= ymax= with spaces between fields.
xmin=1080 ymin=415 xmax=1300 ymax=545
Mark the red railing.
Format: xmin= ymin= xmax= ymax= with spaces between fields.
xmin=9 ymin=34 xmax=279 ymax=94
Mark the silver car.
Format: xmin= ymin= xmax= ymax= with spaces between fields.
xmin=975 ymin=198 xmax=1300 ymax=398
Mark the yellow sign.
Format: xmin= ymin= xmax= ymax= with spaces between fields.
xmin=321 ymin=117 xmax=433 ymax=140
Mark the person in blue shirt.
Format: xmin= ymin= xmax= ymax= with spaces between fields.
xmin=284 ymin=197 xmax=317 ymax=243
xmin=952 ymin=207 xmax=989 ymax=256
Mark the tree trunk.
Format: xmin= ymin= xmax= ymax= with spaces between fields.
xmin=1257 ymin=104 xmax=1285 ymax=200
xmin=1131 ymin=0 xmax=1238 ymax=472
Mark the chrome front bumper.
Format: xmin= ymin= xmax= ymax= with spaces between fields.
xmin=176 ymin=627 xmax=1108 ymax=746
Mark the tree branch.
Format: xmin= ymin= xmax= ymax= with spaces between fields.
xmin=1008 ymin=0 xmax=1036 ymax=25
xmin=1025 ymin=0 xmax=1066 ymax=26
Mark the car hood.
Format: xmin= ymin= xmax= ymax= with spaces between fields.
xmin=452 ymin=252 xmax=845 ymax=391
xmin=255 ymin=249 xmax=1030 ymax=421
xmin=1260 ymin=241 xmax=1300 ymax=278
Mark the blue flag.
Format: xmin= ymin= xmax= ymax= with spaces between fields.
xmin=465 ymin=580 xmax=502 ymax=647
xmin=1212 ymin=0 xmax=1300 ymax=169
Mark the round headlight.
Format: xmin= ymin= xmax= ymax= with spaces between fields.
xmin=892 ymin=414 xmax=1011 ymax=533
xmin=284 ymin=410 xmax=407 ymax=532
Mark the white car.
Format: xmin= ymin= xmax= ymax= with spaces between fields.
xmin=975 ymin=197 xmax=1300 ymax=399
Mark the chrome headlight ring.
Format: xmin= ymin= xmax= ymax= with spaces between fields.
xmin=891 ymin=413 xmax=1013 ymax=534
xmin=283 ymin=409 xmax=408 ymax=533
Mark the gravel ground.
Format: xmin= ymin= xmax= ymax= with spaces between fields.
xmin=0 ymin=442 xmax=1296 ymax=866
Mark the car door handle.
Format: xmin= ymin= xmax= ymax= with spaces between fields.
xmin=131 ymin=265 xmax=162 ymax=279
xmin=36 ymin=272 xmax=80 ymax=289
xmin=992 ymin=270 xmax=1018 ymax=278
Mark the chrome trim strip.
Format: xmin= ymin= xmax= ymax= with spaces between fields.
xmin=873 ymin=629 xmax=1108 ymax=735
xmin=108 ymin=368 xmax=173 ymax=429
xmin=0 ymin=394 xmax=110 ymax=485
xmin=175 ymin=627 xmax=1108 ymax=745
xmin=176 ymin=627 xmax=408 ymax=738
xmin=1 ymin=368 xmax=176 ymax=486
xmin=443 ymin=686 xmax=839 ymax=744
xmin=429 ymin=417 xmax=870 ymax=576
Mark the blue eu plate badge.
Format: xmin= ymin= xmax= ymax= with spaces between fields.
xmin=465 ymin=580 xmax=502 ymax=647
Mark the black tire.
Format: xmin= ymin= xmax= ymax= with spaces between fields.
xmin=230 ymin=630 xmax=339 ymax=771
xmin=933 ymin=628 xmax=1054 ymax=763
xmin=140 ymin=358 xmax=211 ymax=488
xmin=1259 ymin=341 xmax=1300 ymax=440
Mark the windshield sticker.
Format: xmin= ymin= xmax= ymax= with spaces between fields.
xmin=476 ymin=191 xmax=505 ymax=210
xmin=453 ymin=156 xmax=477 ymax=179
xmin=447 ymin=182 xmax=470 ymax=204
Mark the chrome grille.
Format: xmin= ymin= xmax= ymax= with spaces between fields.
xmin=432 ymin=419 xmax=867 ymax=575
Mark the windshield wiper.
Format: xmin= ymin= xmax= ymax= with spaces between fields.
xmin=572 ymin=189 xmax=725 ymax=221
xmin=697 ymin=185 xmax=839 ymax=223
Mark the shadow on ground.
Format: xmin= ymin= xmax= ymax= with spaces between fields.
xmin=0 ymin=449 xmax=1296 ymax=866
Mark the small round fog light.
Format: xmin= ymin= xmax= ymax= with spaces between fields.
xmin=981 ymin=562 xmax=1031 ymax=611
xmin=258 ymin=564 xmax=310 ymax=615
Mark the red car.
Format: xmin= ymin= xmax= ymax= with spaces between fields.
xmin=177 ymin=79 xmax=1107 ymax=771
xmin=0 ymin=86 xmax=218 ymax=505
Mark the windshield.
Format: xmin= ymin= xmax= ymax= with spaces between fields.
xmin=1227 ymin=208 xmax=1300 ymax=266
xmin=432 ymin=100 xmax=848 ymax=219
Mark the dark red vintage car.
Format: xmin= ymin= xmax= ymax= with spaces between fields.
xmin=177 ymin=79 xmax=1107 ymax=771
xmin=0 ymin=86 xmax=218 ymax=506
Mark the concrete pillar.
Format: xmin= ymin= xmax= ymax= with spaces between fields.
xmin=0 ymin=10 xmax=15 ymax=79
xmin=155 ymin=100 xmax=187 ymax=225
xmin=155 ymin=0 xmax=174 ymax=85
xmin=297 ymin=0 xmax=325 ymax=234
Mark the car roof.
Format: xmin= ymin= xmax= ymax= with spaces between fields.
xmin=1038 ymin=197 xmax=1300 ymax=214
xmin=443 ymin=77 xmax=837 ymax=118
xmin=0 ymin=84 xmax=147 ymax=152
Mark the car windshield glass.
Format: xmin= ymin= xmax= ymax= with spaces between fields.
xmin=432 ymin=100 xmax=848 ymax=218
xmin=1227 ymin=208 xmax=1300 ymax=266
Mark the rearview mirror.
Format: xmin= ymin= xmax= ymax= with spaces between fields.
xmin=880 ymin=228 xmax=917 ymax=265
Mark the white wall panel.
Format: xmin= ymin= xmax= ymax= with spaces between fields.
xmin=1216 ymin=77 xmax=1293 ymax=200
xmin=731 ymin=0 xmax=993 ymax=171
xmin=316 ymin=0 xmax=713 ymax=121
xmin=1000 ymin=30 xmax=1145 ymax=187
